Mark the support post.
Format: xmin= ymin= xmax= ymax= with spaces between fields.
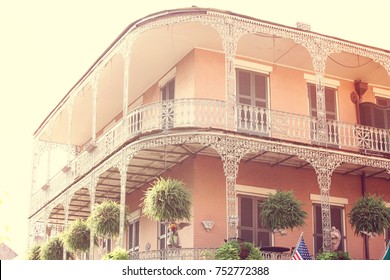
xmin=117 ymin=161 xmax=128 ymax=248
xmin=89 ymin=176 xmax=97 ymax=260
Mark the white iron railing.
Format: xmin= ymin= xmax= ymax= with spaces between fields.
xmin=30 ymin=99 xmax=390 ymax=215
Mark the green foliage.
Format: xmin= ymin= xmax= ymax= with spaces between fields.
xmin=260 ymin=190 xmax=307 ymax=231
xmin=215 ymin=240 xmax=263 ymax=260
xmin=27 ymin=244 xmax=41 ymax=260
xmin=316 ymin=251 xmax=351 ymax=260
xmin=348 ymin=194 xmax=390 ymax=237
xmin=40 ymin=235 xmax=64 ymax=260
xmin=103 ymin=247 xmax=129 ymax=260
xmin=141 ymin=178 xmax=192 ymax=222
xmin=88 ymin=200 xmax=129 ymax=239
xmin=63 ymin=219 xmax=94 ymax=253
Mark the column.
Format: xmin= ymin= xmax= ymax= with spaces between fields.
xmin=117 ymin=161 xmax=128 ymax=248
xmin=214 ymin=137 xmax=248 ymax=239
xmin=62 ymin=196 xmax=70 ymax=260
xmin=89 ymin=175 xmax=97 ymax=259
xmin=311 ymin=151 xmax=341 ymax=253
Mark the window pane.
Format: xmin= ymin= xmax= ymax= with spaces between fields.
xmin=255 ymin=74 xmax=267 ymax=99
xmin=241 ymin=230 xmax=253 ymax=243
xmin=169 ymin=80 xmax=175 ymax=100
xmin=135 ymin=221 xmax=140 ymax=247
xmin=128 ymin=224 xmax=134 ymax=249
xmin=257 ymin=231 xmax=271 ymax=247
xmin=315 ymin=205 xmax=322 ymax=234
xmin=240 ymin=197 xmax=253 ymax=227
xmin=238 ymin=71 xmax=251 ymax=96
xmin=325 ymin=88 xmax=336 ymax=113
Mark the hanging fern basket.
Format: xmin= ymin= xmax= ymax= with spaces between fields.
xmin=141 ymin=178 xmax=192 ymax=222
xmin=348 ymin=194 xmax=390 ymax=237
xmin=88 ymin=200 xmax=129 ymax=239
xmin=40 ymin=235 xmax=64 ymax=260
xmin=63 ymin=219 xmax=93 ymax=253
xmin=260 ymin=190 xmax=307 ymax=232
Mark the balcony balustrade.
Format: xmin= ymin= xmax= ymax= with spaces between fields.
xmin=128 ymin=248 xmax=292 ymax=260
xmin=30 ymin=98 xmax=390 ymax=215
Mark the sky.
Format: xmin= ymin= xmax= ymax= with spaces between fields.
xmin=0 ymin=0 xmax=389 ymax=258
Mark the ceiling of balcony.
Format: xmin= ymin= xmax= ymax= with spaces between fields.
xmin=46 ymin=139 xmax=389 ymax=226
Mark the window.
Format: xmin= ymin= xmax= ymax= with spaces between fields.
xmin=376 ymin=96 xmax=390 ymax=107
xmin=307 ymin=83 xmax=339 ymax=144
xmin=236 ymin=69 xmax=269 ymax=133
xmin=161 ymin=79 xmax=175 ymax=129
xmin=103 ymin=238 xmax=112 ymax=253
xmin=238 ymin=195 xmax=271 ymax=247
xmin=128 ymin=219 xmax=140 ymax=252
xmin=313 ymin=204 xmax=345 ymax=254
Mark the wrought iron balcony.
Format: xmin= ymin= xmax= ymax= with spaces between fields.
xmin=127 ymin=248 xmax=292 ymax=260
xmin=30 ymin=98 xmax=390 ymax=215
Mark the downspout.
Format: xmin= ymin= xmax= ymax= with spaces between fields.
xmin=361 ymin=172 xmax=369 ymax=260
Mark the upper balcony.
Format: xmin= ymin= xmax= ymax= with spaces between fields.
xmin=30 ymin=97 xmax=390 ymax=215
xmin=30 ymin=7 xmax=390 ymax=216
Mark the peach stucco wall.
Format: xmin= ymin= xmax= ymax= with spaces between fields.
xmin=194 ymin=49 xmax=226 ymax=101
xmin=270 ymin=65 xmax=309 ymax=116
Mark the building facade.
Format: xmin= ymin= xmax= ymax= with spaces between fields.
xmin=29 ymin=7 xmax=390 ymax=260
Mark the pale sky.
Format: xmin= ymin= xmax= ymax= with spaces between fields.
xmin=0 ymin=0 xmax=389 ymax=258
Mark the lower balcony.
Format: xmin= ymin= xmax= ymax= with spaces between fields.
xmin=128 ymin=248 xmax=292 ymax=260
xmin=30 ymin=98 xmax=390 ymax=216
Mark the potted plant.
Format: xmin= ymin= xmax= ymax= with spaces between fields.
xmin=141 ymin=178 xmax=192 ymax=248
xmin=102 ymin=247 xmax=129 ymax=260
xmin=63 ymin=219 xmax=96 ymax=255
xmin=316 ymin=251 xmax=351 ymax=260
xmin=88 ymin=200 xmax=130 ymax=252
xmin=348 ymin=194 xmax=390 ymax=237
xmin=214 ymin=239 xmax=263 ymax=260
xmin=260 ymin=190 xmax=307 ymax=234
xmin=39 ymin=235 xmax=65 ymax=260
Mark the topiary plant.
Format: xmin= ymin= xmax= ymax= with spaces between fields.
xmin=214 ymin=240 xmax=263 ymax=260
xmin=63 ymin=219 xmax=95 ymax=253
xmin=141 ymin=178 xmax=192 ymax=222
xmin=40 ymin=235 xmax=64 ymax=260
xmin=102 ymin=247 xmax=129 ymax=260
xmin=260 ymin=190 xmax=307 ymax=232
xmin=88 ymin=200 xmax=129 ymax=239
xmin=27 ymin=244 xmax=41 ymax=260
xmin=348 ymin=194 xmax=390 ymax=237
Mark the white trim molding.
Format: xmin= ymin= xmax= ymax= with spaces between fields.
xmin=310 ymin=194 xmax=348 ymax=206
xmin=235 ymin=59 xmax=273 ymax=74
xmin=304 ymin=73 xmax=340 ymax=88
xmin=373 ymin=87 xmax=390 ymax=99
xmin=236 ymin=185 xmax=276 ymax=197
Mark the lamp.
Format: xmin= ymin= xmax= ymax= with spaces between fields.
xmin=201 ymin=221 xmax=214 ymax=232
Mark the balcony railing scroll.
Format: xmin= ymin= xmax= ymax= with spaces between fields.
xmin=127 ymin=248 xmax=292 ymax=260
xmin=30 ymin=98 xmax=390 ymax=215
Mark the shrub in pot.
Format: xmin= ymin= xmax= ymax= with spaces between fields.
xmin=260 ymin=190 xmax=307 ymax=233
xmin=348 ymin=194 xmax=390 ymax=237
xmin=215 ymin=240 xmax=263 ymax=260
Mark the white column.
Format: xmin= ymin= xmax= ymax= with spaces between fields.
xmin=118 ymin=161 xmax=128 ymax=248
xmin=89 ymin=175 xmax=97 ymax=259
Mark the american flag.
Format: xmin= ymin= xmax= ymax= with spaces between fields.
xmin=291 ymin=235 xmax=312 ymax=260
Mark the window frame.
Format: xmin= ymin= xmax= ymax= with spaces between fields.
xmin=237 ymin=194 xmax=272 ymax=247
xmin=127 ymin=218 xmax=140 ymax=252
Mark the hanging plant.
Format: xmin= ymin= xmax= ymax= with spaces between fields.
xmin=141 ymin=178 xmax=192 ymax=222
xmin=88 ymin=200 xmax=130 ymax=239
xmin=27 ymin=244 xmax=41 ymax=260
xmin=215 ymin=240 xmax=263 ymax=260
xmin=348 ymin=194 xmax=390 ymax=237
xmin=39 ymin=235 xmax=64 ymax=260
xmin=63 ymin=219 xmax=95 ymax=253
xmin=260 ymin=190 xmax=307 ymax=232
